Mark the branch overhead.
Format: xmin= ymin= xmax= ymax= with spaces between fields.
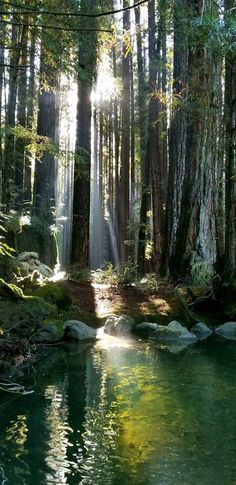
xmin=0 ymin=0 xmax=149 ymax=18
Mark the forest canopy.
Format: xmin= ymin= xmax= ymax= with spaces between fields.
xmin=0 ymin=0 xmax=235 ymax=286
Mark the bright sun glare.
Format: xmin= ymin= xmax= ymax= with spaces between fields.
xmin=92 ymin=54 xmax=118 ymax=103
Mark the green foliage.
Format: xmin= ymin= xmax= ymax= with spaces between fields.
xmin=0 ymin=279 xmax=25 ymax=299
xmin=2 ymin=211 xmax=25 ymax=235
xmin=0 ymin=211 xmax=53 ymax=239
xmin=31 ymin=215 xmax=56 ymax=239
xmin=0 ymin=213 xmax=16 ymax=259
xmin=34 ymin=283 xmax=72 ymax=309
xmin=69 ymin=264 xmax=160 ymax=291
xmin=39 ymin=319 xmax=64 ymax=340
xmin=117 ymin=260 xmax=138 ymax=285
xmin=60 ymin=304 xmax=103 ymax=328
xmin=190 ymin=260 xmax=214 ymax=286
xmin=92 ymin=260 xmax=138 ymax=286
xmin=69 ymin=262 xmax=140 ymax=287
xmin=0 ymin=242 xmax=15 ymax=258
xmin=74 ymin=147 xmax=91 ymax=180
xmin=0 ymin=125 xmax=58 ymax=161
xmin=135 ymin=273 xmax=160 ymax=292
xmin=92 ymin=264 xmax=120 ymax=286
xmin=68 ymin=266 xmax=92 ymax=283
xmin=0 ymin=298 xmax=57 ymax=334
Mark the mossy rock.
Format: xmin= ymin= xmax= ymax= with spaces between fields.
xmin=21 ymin=298 xmax=58 ymax=323
xmin=0 ymin=298 xmax=58 ymax=334
xmin=17 ymin=223 xmax=58 ymax=268
xmin=0 ymin=278 xmax=25 ymax=300
xmin=34 ymin=283 xmax=72 ymax=309
xmin=43 ymin=319 xmax=64 ymax=335
xmin=33 ymin=319 xmax=64 ymax=343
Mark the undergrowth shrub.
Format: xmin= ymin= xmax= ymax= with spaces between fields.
xmin=190 ymin=260 xmax=215 ymax=286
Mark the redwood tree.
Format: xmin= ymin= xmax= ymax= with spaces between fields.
xmin=71 ymin=0 xmax=98 ymax=266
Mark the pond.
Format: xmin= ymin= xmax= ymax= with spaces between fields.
xmin=0 ymin=336 xmax=236 ymax=485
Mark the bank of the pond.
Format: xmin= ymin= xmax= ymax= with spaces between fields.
xmin=0 ymin=276 xmax=235 ymax=379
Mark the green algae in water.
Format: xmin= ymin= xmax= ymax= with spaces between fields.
xmin=0 ymin=339 xmax=236 ymax=485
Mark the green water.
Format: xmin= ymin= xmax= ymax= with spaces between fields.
xmin=1 ymin=337 xmax=236 ymax=485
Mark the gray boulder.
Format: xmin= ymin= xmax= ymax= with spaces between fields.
xmin=63 ymin=320 xmax=97 ymax=341
xmin=38 ymin=264 xmax=53 ymax=278
xmin=215 ymin=322 xmax=236 ymax=340
xmin=191 ymin=322 xmax=213 ymax=340
xmin=135 ymin=321 xmax=164 ymax=336
xmin=152 ymin=320 xmax=197 ymax=342
xmin=18 ymin=261 xmax=30 ymax=276
xmin=17 ymin=251 xmax=39 ymax=262
xmin=15 ymin=252 xmax=53 ymax=278
xmin=104 ymin=315 xmax=136 ymax=336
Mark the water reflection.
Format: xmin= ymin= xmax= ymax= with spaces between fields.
xmin=45 ymin=383 xmax=71 ymax=483
xmin=0 ymin=340 xmax=236 ymax=484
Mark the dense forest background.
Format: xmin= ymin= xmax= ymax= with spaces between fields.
xmin=0 ymin=0 xmax=235 ymax=288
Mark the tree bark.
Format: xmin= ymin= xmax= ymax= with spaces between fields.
xmin=71 ymin=0 xmax=97 ymax=266
xmin=119 ymin=0 xmax=131 ymax=264
xmin=135 ymin=1 xmax=149 ymax=274
xmin=161 ymin=0 xmax=188 ymax=274
xmin=0 ymin=7 xmax=5 ymax=189
xmin=15 ymin=23 xmax=28 ymax=209
xmin=2 ymin=22 xmax=22 ymax=210
xmin=224 ymin=0 xmax=236 ymax=281
xmin=112 ymin=45 xmax=120 ymax=260
xmin=24 ymin=27 xmax=36 ymax=206
xmin=169 ymin=0 xmax=220 ymax=278
xmin=34 ymin=39 xmax=57 ymax=226
xmin=147 ymin=0 xmax=165 ymax=271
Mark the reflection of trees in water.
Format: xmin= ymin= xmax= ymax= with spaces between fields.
xmin=84 ymin=341 xmax=235 ymax=485
xmin=78 ymin=349 xmax=119 ymax=485
xmin=44 ymin=381 xmax=70 ymax=484
xmin=1 ymin=342 xmax=236 ymax=484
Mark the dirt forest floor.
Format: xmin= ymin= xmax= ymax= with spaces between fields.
xmin=64 ymin=278 xmax=224 ymax=328
xmin=65 ymin=280 xmax=181 ymax=324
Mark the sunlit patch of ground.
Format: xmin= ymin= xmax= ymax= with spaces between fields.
xmin=137 ymin=297 xmax=172 ymax=316
xmin=64 ymin=280 xmax=179 ymax=322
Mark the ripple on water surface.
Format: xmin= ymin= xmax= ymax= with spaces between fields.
xmin=0 ymin=338 xmax=236 ymax=485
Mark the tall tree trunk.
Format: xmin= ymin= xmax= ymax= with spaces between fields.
xmin=24 ymin=27 xmax=36 ymax=206
xmin=224 ymin=0 xmax=236 ymax=281
xmin=2 ymin=23 xmax=21 ymax=210
xmin=161 ymin=0 xmax=188 ymax=274
xmin=90 ymin=107 xmax=104 ymax=268
xmin=72 ymin=0 xmax=97 ymax=266
xmin=147 ymin=0 xmax=165 ymax=271
xmin=130 ymin=54 xmax=135 ymax=216
xmin=169 ymin=0 xmax=219 ymax=277
xmin=34 ymin=45 xmax=57 ymax=225
xmin=135 ymin=2 xmax=149 ymax=274
xmin=112 ymin=46 xmax=120 ymax=261
xmin=159 ymin=0 xmax=168 ymax=198
xmin=33 ymin=37 xmax=58 ymax=266
xmin=119 ymin=0 xmax=131 ymax=264
xmin=130 ymin=54 xmax=136 ymax=261
xmin=0 ymin=6 xmax=5 ymax=190
xmin=72 ymin=74 xmax=92 ymax=266
xmin=15 ymin=23 xmax=28 ymax=209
